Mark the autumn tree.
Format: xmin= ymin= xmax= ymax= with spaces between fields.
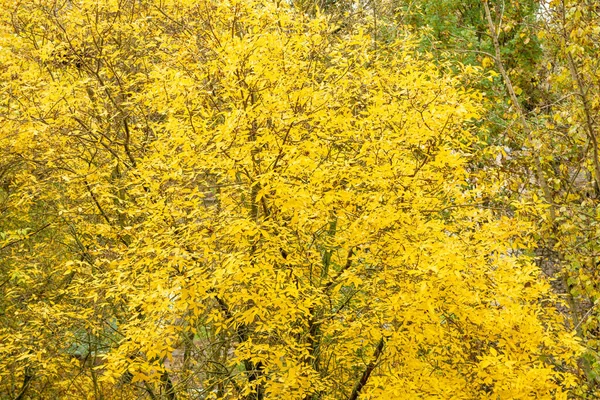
xmin=0 ymin=0 xmax=582 ymax=399
xmin=516 ymin=0 xmax=600 ymax=395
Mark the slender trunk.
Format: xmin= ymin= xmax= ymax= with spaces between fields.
xmin=161 ymin=371 xmax=177 ymax=400
xmin=348 ymin=338 xmax=385 ymax=400
xmin=483 ymin=0 xmax=556 ymax=222
xmin=14 ymin=367 xmax=33 ymax=400
xmin=558 ymin=0 xmax=600 ymax=196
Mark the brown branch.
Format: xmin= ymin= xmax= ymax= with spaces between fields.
xmin=122 ymin=118 xmax=137 ymax=168
xmin=323 ymin=248 xmax=355 ymax=292
xmin=0 ymin=222 xmax=52 ymax=251
xmin=161 ymin=370 xmax=177 ymax=400
xmin=213 ymin=294 xmax=264 ymax=400
xmin=348 ymin=337 xmax=385 ymax=400
xmin=14 ymin=367 xmax=33 ymax=400
xmin=84 ymin=179 xmax=129 ymax=246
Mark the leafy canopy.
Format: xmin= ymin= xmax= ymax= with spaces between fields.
xmin=0 ymin=0 xmax=580 ymax=399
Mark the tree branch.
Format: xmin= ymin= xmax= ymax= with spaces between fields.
xmin=348 ymin=337 xmax=385 ymax=400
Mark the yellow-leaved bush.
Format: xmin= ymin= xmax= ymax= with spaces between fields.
xmin=0 ymin=0 xmax=581 ymax=399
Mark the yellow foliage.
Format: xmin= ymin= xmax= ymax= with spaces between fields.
xmin=0 ymin=0 xmax=581 ymax=399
